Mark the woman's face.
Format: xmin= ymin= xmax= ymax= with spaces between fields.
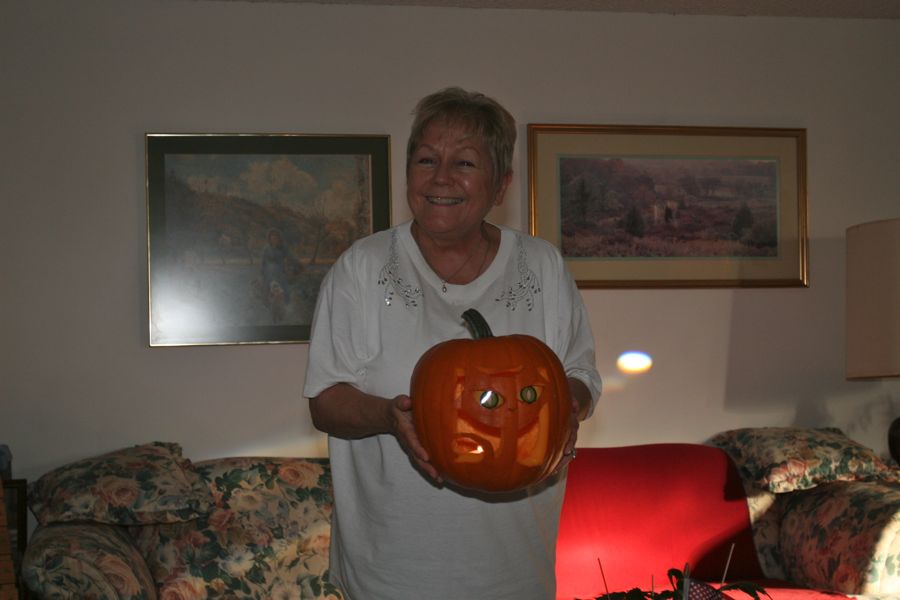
xmin=407 ymin=119 xmax=510 ymax=242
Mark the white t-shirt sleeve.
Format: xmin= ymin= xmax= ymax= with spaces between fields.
xmin=302 ymin=247 xmax=367 ymax=399
xmin=553 ymin=247 xmax=603 ymax=415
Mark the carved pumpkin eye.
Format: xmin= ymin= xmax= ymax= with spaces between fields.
xmin=477 ymin=390 xmax=503 ymax=409
xmin=519 ymin=386 xmax=542 ymax=404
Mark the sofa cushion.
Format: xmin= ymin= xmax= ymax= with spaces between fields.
xmin=743 ymin=486 xmax=786 ymax=580
xmin=779 ymin=480 xmax=900 ymax=595
xmin=28 ymin=442 xmax=213 ymax=526
xmin=133 ymin=457 xmax=344 ymax=599
xmin=23 ymin=522 xmax=158 ymax=600
xmin=707 ymin=427 xmax=898 ymax=494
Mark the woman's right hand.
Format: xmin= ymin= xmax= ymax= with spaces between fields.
xmin=309 ymin=384 xmax=442 ymax=483
xmin=388 ymin=394 xmax=442 ymax=484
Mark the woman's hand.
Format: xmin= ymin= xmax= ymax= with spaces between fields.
xmin=388 ymin=395 xmax=442 ymax=484
xmin=554 ymin=397 xmax=581 ymax=474
xmin=554 ymin=377 xmax=592 ymax=474
xmin=308 ymin=384 xmax=442 ymax=484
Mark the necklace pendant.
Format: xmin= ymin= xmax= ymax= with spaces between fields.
xmin=441 ymin=282 xmax=448 ymax=293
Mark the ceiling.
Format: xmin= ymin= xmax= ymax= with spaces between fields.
xmin=238 ymin=0 xmax=900 ymax=19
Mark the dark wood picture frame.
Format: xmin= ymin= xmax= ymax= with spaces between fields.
xmin=147 ymin=133 xmax=391 ymax=346
xmin=1 ymin=478 xmax=27 ymax=599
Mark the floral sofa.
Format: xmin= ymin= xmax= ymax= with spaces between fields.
xmin=23 ymin=443 xmax=343 ymax=599
xmin=20 ymin=428 xmax=900 ymax=600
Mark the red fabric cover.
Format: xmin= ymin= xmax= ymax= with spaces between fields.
xmin=555 ymin=444 xmax=765 ymax=599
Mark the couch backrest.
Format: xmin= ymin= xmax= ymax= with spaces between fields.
xmin=556 ymin=443 xmax=764 ymax=599
xmin=130 ymin=456 xmax=342 ymax=599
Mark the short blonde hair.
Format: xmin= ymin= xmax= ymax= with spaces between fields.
xmin=406 ymin=87 xmax=516 ymax=189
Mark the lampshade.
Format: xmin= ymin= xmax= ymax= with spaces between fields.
xmin=846 ymin=217 xmax=900 ymax=379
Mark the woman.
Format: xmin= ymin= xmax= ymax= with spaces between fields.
xmin=303 ymin=87 xmax=601 ymax=599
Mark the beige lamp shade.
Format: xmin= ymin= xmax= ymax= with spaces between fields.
xmin=846 ymin=217 xmax=900 ymax=379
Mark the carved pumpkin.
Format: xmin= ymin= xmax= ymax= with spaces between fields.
xmin=411 ymin=309 xmax=572 ymax=492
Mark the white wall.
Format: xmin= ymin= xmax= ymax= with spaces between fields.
xmin=2 ymin=0 xmax=898 ymax=481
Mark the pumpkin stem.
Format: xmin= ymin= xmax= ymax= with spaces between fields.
xmin=462 ymin=309 xmax=494 ymax=339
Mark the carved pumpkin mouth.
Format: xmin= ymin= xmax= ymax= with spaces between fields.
xmin=451 ymin=403 xmax=550 ymax=466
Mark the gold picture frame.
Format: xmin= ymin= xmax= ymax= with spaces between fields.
xmin=528 ymin=124 xmax=807 ymax=288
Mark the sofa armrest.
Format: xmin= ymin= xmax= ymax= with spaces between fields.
xmin=779 ymin=480 xmax=900 ymax=595
xmin=22 ymin=522 xmax=158 ymax=600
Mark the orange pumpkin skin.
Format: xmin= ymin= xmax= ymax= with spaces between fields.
xmin=411 ymin=310 xmax=572 ymax=493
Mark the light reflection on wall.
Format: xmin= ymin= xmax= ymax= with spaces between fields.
xmin=151 ymin=285 xmax=219 ymax=343
xmin=618 ymin=351 xmax=653 ymax=374
xmin=603 ymin=351 xmax=654 ymax=393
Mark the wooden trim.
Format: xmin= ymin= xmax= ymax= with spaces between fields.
xmin=0 ymin=483 xmax=18 ymax=597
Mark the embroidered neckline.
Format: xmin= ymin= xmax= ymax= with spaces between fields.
xmin=377 ymin=225 xmax=542 ymax=312
xmin=377 ymin=229 xmax=422 ymax=308
xmin=496 ymin=235 xmax=541 ymax=311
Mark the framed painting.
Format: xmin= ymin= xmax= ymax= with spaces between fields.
xmin=147 ymin=133 xmax=391 ymax=346
xmin=528 ymin=124 xmax=807 ymax=288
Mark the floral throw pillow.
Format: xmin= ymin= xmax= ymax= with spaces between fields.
xmin=29 ymin=442 xmax=213 ymax=526
xmin=707 ymin=427 xmax=899 ymax=494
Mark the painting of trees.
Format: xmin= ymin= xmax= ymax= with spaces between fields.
xmin=558 ymin=156 xmax=779 ymax=259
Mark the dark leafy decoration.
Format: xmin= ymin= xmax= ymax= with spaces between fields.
xmin=585 ymin=568 xmax=770 ymax=600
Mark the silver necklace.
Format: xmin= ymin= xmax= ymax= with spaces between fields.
xmin=441 ymin=235 xmax=490 ymax=292
xmin=417 ymin=223 xmax=491 ymax=293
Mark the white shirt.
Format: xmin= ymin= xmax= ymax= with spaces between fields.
xmin=303 ymin=221 xmax=601 ymax=600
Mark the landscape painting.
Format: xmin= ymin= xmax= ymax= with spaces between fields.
xmin=558 ymin=156 xmax=778 ymax=259
xmin=147 ymin=134 xmax=390 ymax=346
xmin=528 ymin=124 xmax=807 ymax=288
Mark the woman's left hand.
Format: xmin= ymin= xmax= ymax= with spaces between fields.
xmin=555 ymin=378 xmax=591 ymax=474
xmin=555 ymin=397 xmax=581 ymax=473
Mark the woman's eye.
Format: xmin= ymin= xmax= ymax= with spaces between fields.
xmin=519 ymin=386 xmax=542 ymax=404
xmin=476 ymin=390 xmax=503 ymax=409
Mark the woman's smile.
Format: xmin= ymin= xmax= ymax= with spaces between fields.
xmin=426 ymin=195 xmax=464 ymax=206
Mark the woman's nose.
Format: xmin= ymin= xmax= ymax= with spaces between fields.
xmin=432 ymin=160 xmax=452 ymax=184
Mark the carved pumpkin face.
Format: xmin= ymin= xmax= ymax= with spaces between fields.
xmin=411 ymin=310 xmax=572 ymax=492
